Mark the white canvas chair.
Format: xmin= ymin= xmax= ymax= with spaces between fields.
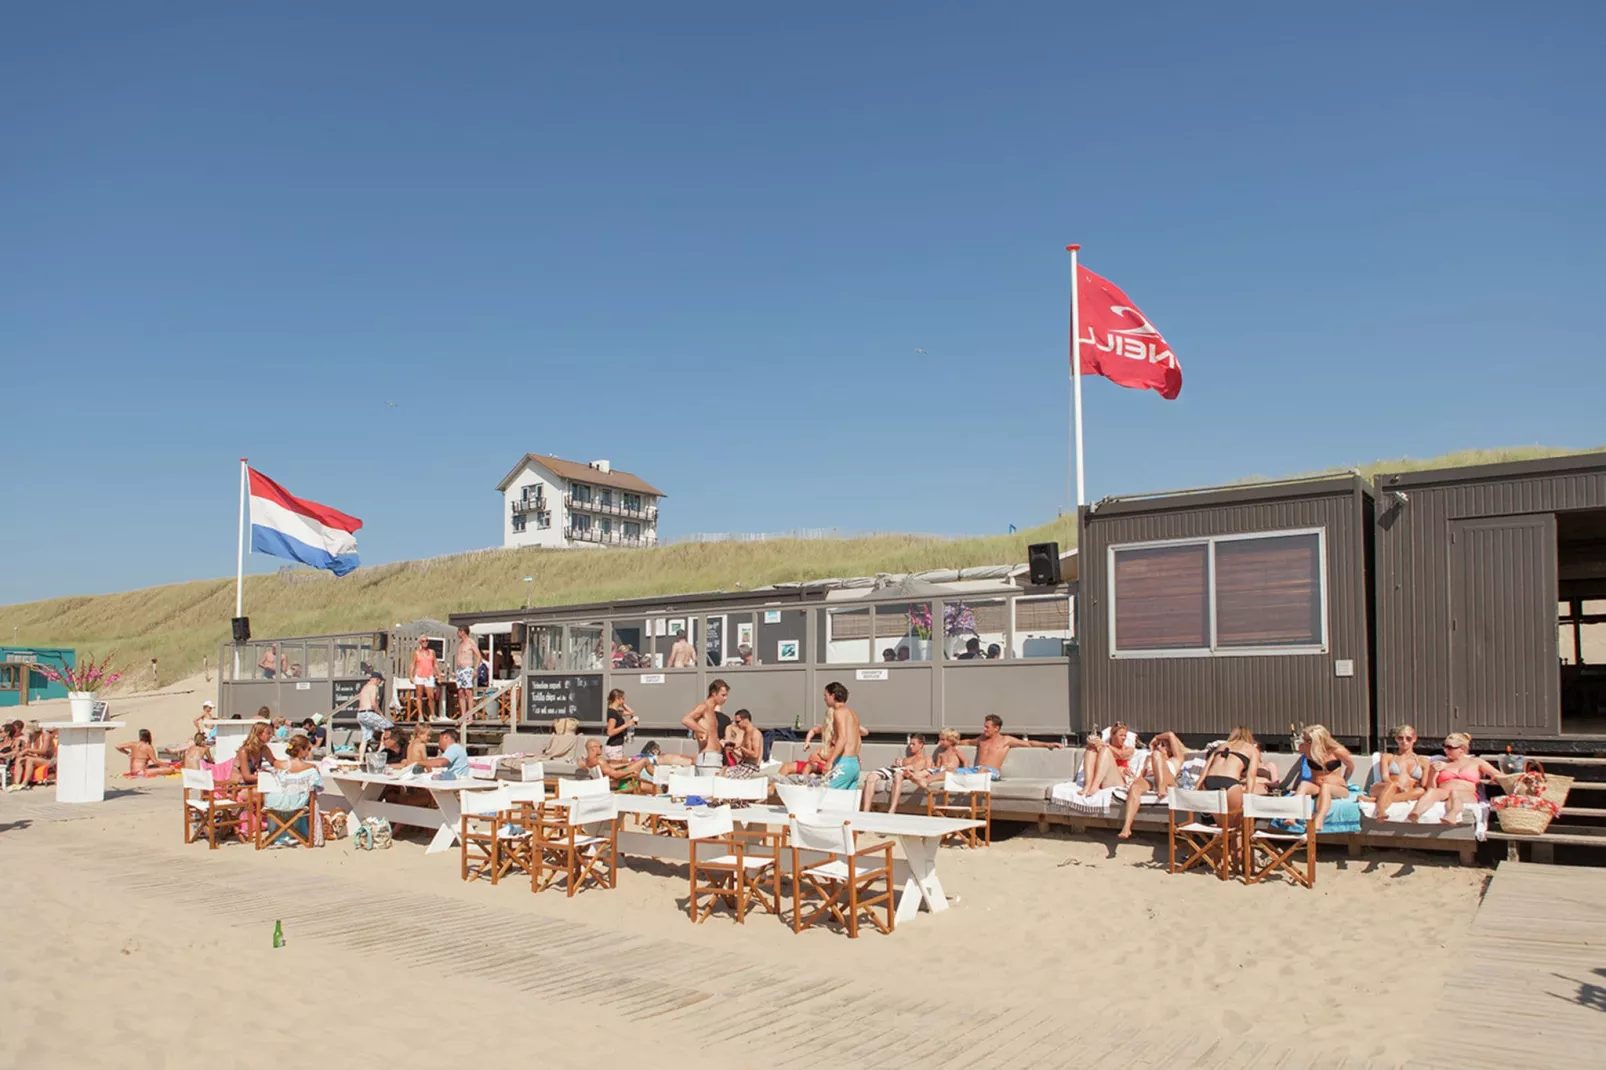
xmin=710 ymin=777 xmax=769 ymax=803
xmin=820 ymin=787 xmax=860 ymax=814
xmin=786 ymin=817 xmax=894 ymax=938
xmin=534 ymin=792 xmax=618 ymax=896
xmin=1242 ymin=793 xmax=1317 ymax=888
xmin=182 ymin=767 xmax=246 ymax=849
xmin=1167 ymin=788 xmax=1233 ymax=880
xmin=667 ymin=773 xmax=707 ymax=800
xmin=687 ymin=806 xmax=779 ymax=923
xmin=516 ymin=759 xmax=545 ymax=783
xmin=461 ymin=783 xmax=546 ymax=884
xmin=558 ymin=775 xmax=611 ymax=799
xmin=253 ymin=769 xmax=317 ymax=850
xmin=925 ymin=771 xmax=993 ymax=848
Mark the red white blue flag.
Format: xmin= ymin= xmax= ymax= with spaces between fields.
xmin=248 ymin=467 xmax=362 ymax=576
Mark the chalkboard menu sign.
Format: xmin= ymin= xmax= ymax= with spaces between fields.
xmin=525 ymin=673 xmax=604 ymax=724
xmin=332 ymin=678 xmax=378 ymax=712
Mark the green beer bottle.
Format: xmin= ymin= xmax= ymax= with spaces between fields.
xmin=273 ymin=920 xmax=285 ymax=948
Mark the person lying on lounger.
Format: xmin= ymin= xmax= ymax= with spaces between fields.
xmin=1369 ymin=723 xmax=1430 ymax=817
xmin=1118 ymin=731 xmax=1187 ymax=838
xmin=636 ymin=741 xmax=693 ymax=767
xmin=956 ymin=714 xmax=1062 ymax=782
xmin=578 ymin=738 xmax=649 ymax=786
xmin=117 ymin=729 xmax=180 ymax=776
xmin=1077 ymin=722 xmax=1135 ymax=798
xmin=859 ymin=733 xmax=935 ymax=814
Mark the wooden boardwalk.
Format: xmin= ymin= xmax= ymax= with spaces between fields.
xmin=1418 ymin=862 xmax=1606 ymax=1068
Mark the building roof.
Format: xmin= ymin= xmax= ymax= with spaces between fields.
xmin=1086 ymin=473 xmax=1371 ymax=519
xmin=495 ymin=454 xmax=666 ymax=498
xmin=1378 ymin=449 xmax=1606 ymax=490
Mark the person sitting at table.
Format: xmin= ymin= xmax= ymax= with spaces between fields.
xmin=578 ymin=738 xmax=650 ymax=786
xmin=182 ymin=732 xmax=214 ymax=770
xmin=415 ymin=728 xmax=470 ymax=779
xmin=301 ymin=717 xmax=327 ymax=750
xmin=376 ymin=727 xmax=406 ymax=766
xmin=403 ymin=723 xmax=434 ymax=767
xmin=9 ymin=723 xmax=57 ymax=790
xmin=1117 ymin=731 xmax=1188 ymax=839
xmin=722 ymin=709 xmax=764 ymax=779
xmin=231 ymin=723 xmax=274 ymax=787
xmin=117 ymin=728 xmax=180 ymax=777
xmin=541 ymin=717 xmax=582 ymax=761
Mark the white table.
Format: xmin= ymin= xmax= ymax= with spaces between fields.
xmin=597 ymin=796 xmax=981 ymax=923
xmin=202 ymin=718 xmax=268 ymax=765
xmin=40 ymin=721 xmax=124 ymax=804
xmin=325 ymin=771 xmax=499 ymax=854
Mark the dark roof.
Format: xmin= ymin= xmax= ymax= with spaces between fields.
xmin=495 ymin=454 xmax=666 ymax=498
xmin=1378 ymin=450 xmax=1606 ymax=490
xmin=1086 ymin=473 xmax=1371 ymax=519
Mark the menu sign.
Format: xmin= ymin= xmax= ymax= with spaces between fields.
xmin=525 ymin=673 xmax=604 ymax=724
xmin=333 ymin=678 xmax=376 ymax=711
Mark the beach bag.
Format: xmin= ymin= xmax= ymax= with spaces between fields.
xmin=1495 ymin=759 xmax=1573 ymax=809
xmin=322 ymin=810 xmax=348 ymax=841
xmin=352 ymin=817 xmax=393 ymax=850
xmin=1491 ymin=794 xmax=1558 ymax=836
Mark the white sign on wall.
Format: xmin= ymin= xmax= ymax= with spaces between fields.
xmin=639 ymin=673 xmax=666 ymax=684
xmin=855 ymin=668 xmax=889 ymax=682
xmin=764 ymin=610 xmax=781 ymax=624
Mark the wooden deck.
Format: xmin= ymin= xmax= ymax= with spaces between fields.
xmin=1419 ymin=862 xmax=1606 ymax=1068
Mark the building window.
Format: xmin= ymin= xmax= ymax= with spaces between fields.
xmin=600 ymin=488 xmax=613 ymax=507
xmin=571 ymin=513 xmax=591 ymax=532
xmin=571 ymin=483 xmax=592 ymax=504
xmin=522 ymin=485 xmax=543 ymax=504
xmin=1109 ymin=528 xmax=1326 ymax=657
xmin=511 ymin=514 xmax=527 ymax=533
xmin=537 ymin=513 xmax=551 ymax=530
xmin=624 ymin=493 xmax=642 ymax=511
xmin=623 ymin=521 xmax=641 ymax=538
xmin=600 ymin=517 xmax=612 ymax=535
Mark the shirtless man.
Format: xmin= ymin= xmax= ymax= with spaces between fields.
xmin=957 ymin=714 xmax=1062 ymax=780
xmin=453 ymin=627 xmax=483 ymax=721
xmin=668 ymin=630 xmax=697 ymax=669
xmin=722 ymin=708 xmax=764 ymax=778
xmin=819 ymin=682 xmax=864 ymax=791
xmin=354 ymin=671 xmax=393 ymax=762
xmin=578 ymin=738 xmax=651 ymax=786
xmin=680 ymin=679 xmax=730 ymax=777
xmin=860 ymin=733 xmax=933 ymax=813
xmin=257 ymin=644 xmax=279 ymax=679
xmin=115 ymin=729 xmax=178 ymax=776
xmin=411 ymin=638 xmax=439 ymax=719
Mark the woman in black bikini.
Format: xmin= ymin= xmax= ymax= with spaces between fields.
xmin=1295 ymin=724 xmax=1354 ymax=832
xmin=1193 ymin=726 xmax=1262 ymax=821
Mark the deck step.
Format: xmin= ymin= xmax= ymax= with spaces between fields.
xmin=1486 ymin=831 xmax=1606 ymax=847
xmin=1561 ymin=806 xmax=1606 ymax=818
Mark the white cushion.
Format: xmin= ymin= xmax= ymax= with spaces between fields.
xmin=804 ymin=859 xmax=852 ymax=881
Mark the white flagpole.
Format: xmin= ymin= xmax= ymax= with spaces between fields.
xmin=1068 ymin=244 xmax=1085 ymax=508
xmin=234 ymin=457 xmax=247 ymax=685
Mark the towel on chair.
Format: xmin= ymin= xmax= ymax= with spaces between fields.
xmin=1318 ymin=794 xmax=1363 ymax=835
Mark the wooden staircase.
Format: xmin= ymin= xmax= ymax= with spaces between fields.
xmin=1483 ymin=753 xmax=1606 ymax=863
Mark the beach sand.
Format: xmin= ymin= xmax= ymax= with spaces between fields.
xmin=3 ymin=681 xmax=1494 ymax=1069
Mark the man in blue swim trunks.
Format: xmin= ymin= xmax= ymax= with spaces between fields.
xmin=956 ymin=714 xmax=1063 ymax=779
xmin=820 ymin=681 xmax=863 ymax=791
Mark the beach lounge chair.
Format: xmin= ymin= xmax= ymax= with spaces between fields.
xmin=1242 ymin=793 xmax=1317 ymax=888
xmin=182 ymin=767 xmax=246 ymax=849
xmin=1167 ymin=788 xmax=1233 ymax=880
xmin=687 ymin=805 xmax=779 ymax=924
xmin=253 ymin=769 xmax=319 ymax=850
xmin=534 ymin=792 xmax=618 ymax=897
xmin=786 ymin=816 xmax=894 ymax=938
xmin=925 ymin=771 xmax=994 ymax=848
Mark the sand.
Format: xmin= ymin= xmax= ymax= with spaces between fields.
xmin=3 ymin=681 xmax=1495 ymax=1069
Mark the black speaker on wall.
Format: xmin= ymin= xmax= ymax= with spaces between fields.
xmin=1026 ymin=542 xmax=1062 ymax=587
xmin=231 ymin=616 xmax=251 ymax=643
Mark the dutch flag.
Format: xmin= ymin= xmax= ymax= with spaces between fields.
xmin=248 ymin=467 xmax=362 ymax=576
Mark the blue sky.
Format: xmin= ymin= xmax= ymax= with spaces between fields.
xmin=3 ymin=2 xmax=1603 ymax=604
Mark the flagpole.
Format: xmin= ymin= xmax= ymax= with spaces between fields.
xmin=1068 ymin=244 xmax=1085 ymax=508
xmin=236 ymin=458 xmax=247 ymax=618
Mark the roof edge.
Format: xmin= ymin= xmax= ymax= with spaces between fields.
xmin=1087 ymin=473 xmax=1371 ymax=518
xmin=1379 ymin=449 xmax=1606 ymax=489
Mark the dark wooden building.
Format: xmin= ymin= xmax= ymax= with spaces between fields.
xmin=1374 ymin=452 xmax=1606 ymax=742
xmin=1079 ymin=475 xmax=1375 ymax=746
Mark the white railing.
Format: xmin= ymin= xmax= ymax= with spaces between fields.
xmin=564 ymin=526 xmax=657 ymax=548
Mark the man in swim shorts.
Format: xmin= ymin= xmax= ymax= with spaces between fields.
xmin=355 ymin=671 xmax=393 ymax=762
xmin=680 ymin=679 xmax=730 ymax=777
xmin=453 ymin=626 xmax=483 ymax=721
xmin=820 ymin=682 xmax=863 ymax=790
xmin=955 ymin=713 xmax=1062 ymax=779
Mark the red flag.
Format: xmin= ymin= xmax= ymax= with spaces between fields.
xmin=1072 ymin=266 xmax=1182 ymax=400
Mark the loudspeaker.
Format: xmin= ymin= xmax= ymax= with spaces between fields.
xmin=1026 ymin=542 xmax=1062 ymax=587
xmin=378 ymin=632 xmax=389 ymax=652
xmin=231 ymin=616 xmax=251 ymax=643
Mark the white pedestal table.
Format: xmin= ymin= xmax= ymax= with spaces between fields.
xmin=40 ymin=721 xmax=124 ymax=804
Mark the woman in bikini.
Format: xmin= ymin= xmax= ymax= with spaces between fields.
xmin=12 ymin=724 xmax=57 ymax=789
xmin=1077 ymin=722 xmax=1135 ymax=798
xmin=1408 ymin=732 xmax=1500 ymax=824
xmin=1369 ymin=723 xmax=1429 ymax=817
xmin=116 ymin=728 xmax=180 ymax=776
xmin=1118 ymin=731 xmax=1188 ymax=838
xmin=181 ymin=732 xmax=214 ymax=770
xmin=1295 ymin=725 xmax=1353 ymax=832
xmin=1194 ymin=726 xmax=1262 ymax=821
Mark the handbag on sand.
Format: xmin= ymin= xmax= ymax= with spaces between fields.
xmin=352 ymin=816 xmax=393 ymax=850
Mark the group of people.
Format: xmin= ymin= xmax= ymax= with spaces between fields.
xmin=2 ymin=720 xmax=56 ymax=790
xmin=856 ymin=715 xmax=1062 ymax=812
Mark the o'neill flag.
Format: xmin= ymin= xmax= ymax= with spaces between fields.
xmin=1073 ymin=265 xmax=1182 ymax=400
xmin=248 ymin=468 xmax=363 ymax=576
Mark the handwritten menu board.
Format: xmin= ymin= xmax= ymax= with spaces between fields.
xmin=525 ymin=673 xmax=604 ymax=724
xmin=332 ymin=678 xmax=377 ymax=712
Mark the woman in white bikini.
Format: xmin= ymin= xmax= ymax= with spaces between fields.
xmin=1117 ymin=731 xmax=1187 ymax=838
xmin=1369 ymin=724 xmax=1429 ymax=817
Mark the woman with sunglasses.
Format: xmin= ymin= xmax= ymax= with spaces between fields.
xmin=1408 ymin=732 xmax=1501 ymax=824
xmin=1295 ymin=725 xmax=1353 ymax=833
xmin=1368 ymin=724 xmax=1430 ymax=817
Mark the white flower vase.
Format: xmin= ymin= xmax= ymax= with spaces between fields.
xmin=69 ymin=691 xmax=96 ymax=723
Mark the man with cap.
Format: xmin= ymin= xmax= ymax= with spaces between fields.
xmin=193 ymin=700 xmax=217 ymax=738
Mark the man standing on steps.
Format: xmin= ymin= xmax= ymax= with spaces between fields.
xmin=680 ymin=679 xmax=730 ymax=777
xmin=820 ymin=681 xmax=864 ymax=791
xmin=453 ymin=626 xmax=484 ymax=723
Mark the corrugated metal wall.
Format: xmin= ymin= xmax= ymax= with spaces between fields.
xmin=1080 ymin=484 xmax=1371 ymax=743
xmin=1375 ymin=464 xmax=1606 ymax=739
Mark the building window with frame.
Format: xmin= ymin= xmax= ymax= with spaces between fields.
xmin=512 ymin=514 xmax=527 ymax=533
xmin=1110 ymin=529 xmax=1326 ymax=656
xmin=624 ymin=493 xmax=642 ymax=512
xmin=537 ymin=512 xmax=551 ymax=530
xmin=571 ymin=513 xmax=592 ymax=533
xmin=600 ymin=517 xmax=613 ymax=536
xmin=522 ymin=485 xmax=543 ymax=504
xmin=571 ymin=483 xmax=592 ymax=504
xmin=600 ymin=488 xmax=613 ymax=507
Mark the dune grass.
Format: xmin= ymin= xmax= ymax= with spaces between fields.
xmin=5 ymin=443 xmax=1601 ymax=691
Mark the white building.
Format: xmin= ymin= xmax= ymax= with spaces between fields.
xmin=496 ymin=454 xmax=665 ymax=550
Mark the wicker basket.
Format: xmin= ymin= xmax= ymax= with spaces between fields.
xmin=1491 ymin=795 xmax=1558 ymax=836
xmin=1494 ymin=759 xmax=1574 ymax=809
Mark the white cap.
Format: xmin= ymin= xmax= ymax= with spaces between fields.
xmin=202 ymin=700 xmax=215 ymax=709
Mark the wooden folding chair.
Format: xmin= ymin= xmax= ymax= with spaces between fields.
xmin=925 ymin=771 xmax=994 ymax=848
xmin=253 ymin=770 xmax=318 ymax=850
xmin=688 ymin=806 xmax=780 ymax=924
xmin=459 ymin=783 xmax=510 ymax=881
xmin=787 ymin=817 xmax=895 ymax=938
xmin=182 ymin=768 xmax=246 ymax=849
xmin=1243 ymin=793 xmax=1317 ymax=888
xmin=533 ymin=793 xmax=618 ymax=897
xmin=1167 ymin=787 xmax=1233 ymax=879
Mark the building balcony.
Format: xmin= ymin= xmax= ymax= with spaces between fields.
xmin=563 ymin=494 xmax=658 ymax=521
xmin=510 ymin=498 xmax=549 ymax=516
xmin=564 ymin=525 xmax=656 ymax=548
